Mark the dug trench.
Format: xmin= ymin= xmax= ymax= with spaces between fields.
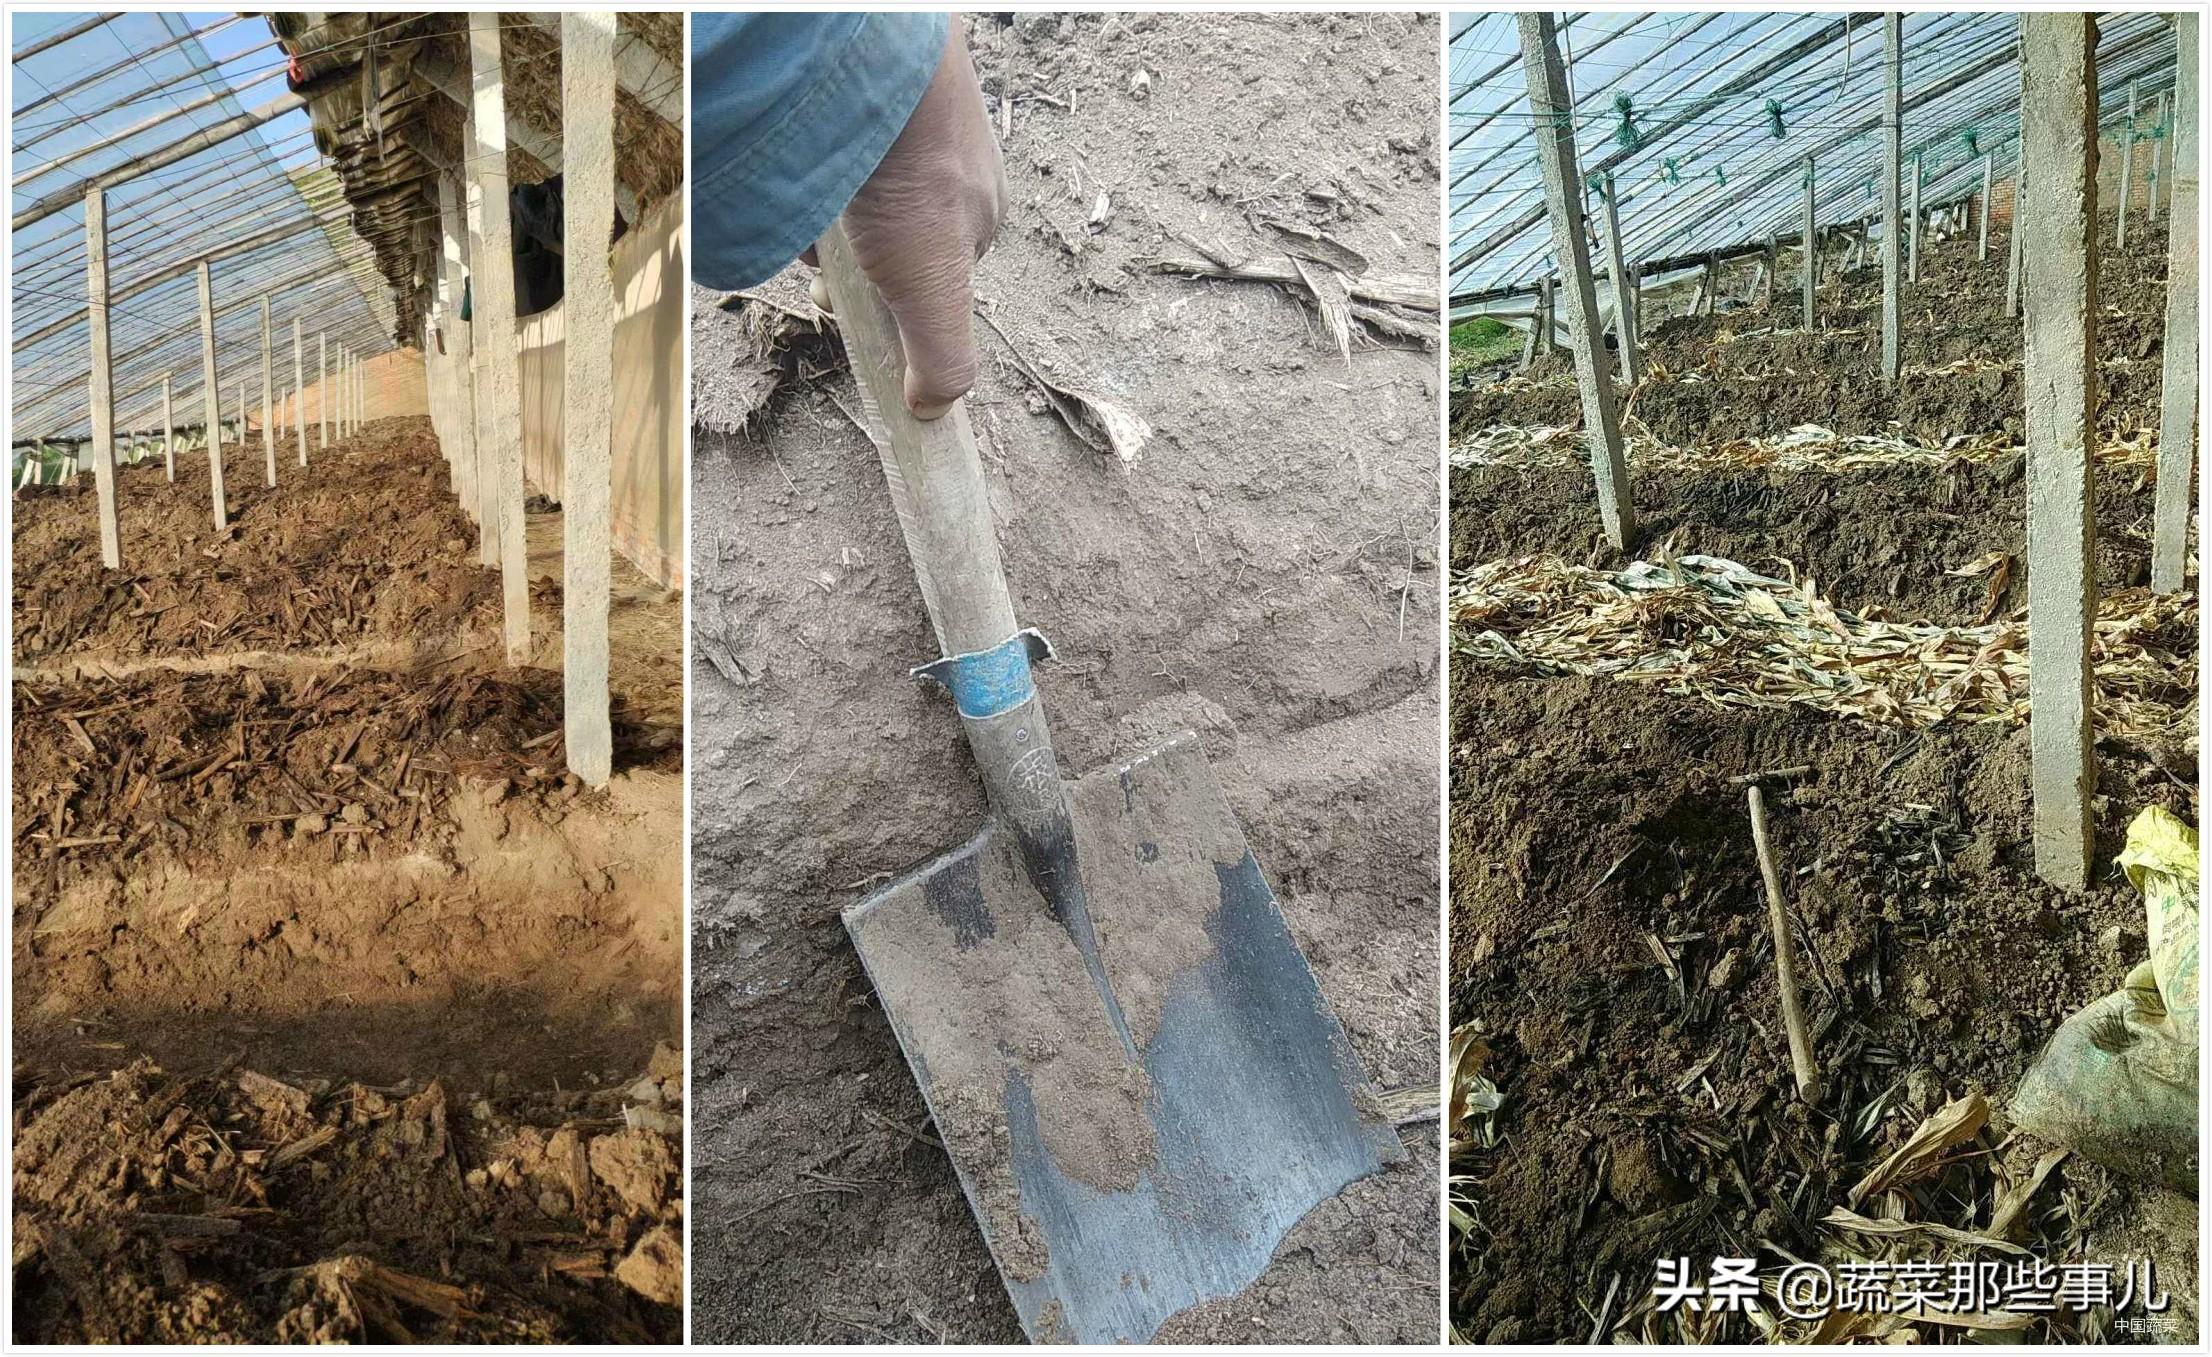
xmin=12 ymin=416 xmax=686 ymax=1342
xmin=1449 ymin=213 xmax=2200 ymax=1341
xmin=1449 ymin=668 xmax=2198 ymax=1343
xmin=689 ymin=12 xmax=1442 ymax=1344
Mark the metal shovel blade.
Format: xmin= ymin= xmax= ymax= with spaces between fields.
xmin=845 ymin=732 xmax=1402 ymax=1344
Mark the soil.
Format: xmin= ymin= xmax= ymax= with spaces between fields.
xmin=1451 ymin=455 xmax=2164 ymax=626
xmin=12 ymin=424 xmax=502 ymax=664
xmin=1449 ymin=667 xmax=2198 ymax=1343
xmin=12 ymin=415 xmax=686 ymax=1341
xmin=10 ymin=1049 xmax=684 ymax=1343
xmin=1456 ymin=219 xmax=2177 ymax=444
xmin=689 ymin=11 xmax=1441 ymax=1345
xmin=1449 ymin=213 xmax=2200 ymax=1343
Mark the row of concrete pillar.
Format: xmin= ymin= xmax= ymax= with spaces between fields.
xmin=417 ymin=11 xmax=618 ymax=787
xmin=80 ymin=195 xmax=376 ymax=568
xmin=1514 ymin=12 xmax=2199 ymax=894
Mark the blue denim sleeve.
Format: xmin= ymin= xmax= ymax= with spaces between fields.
xmin=689 ymin=12 xmax=951 ymax=291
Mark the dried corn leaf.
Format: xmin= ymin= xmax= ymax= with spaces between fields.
xmin=1821 ymin=1205 xmax=2028 ymax=1254
xmin=1847 ymin=1090 xmax=1989 ymax=1208
xmin=1451 ymin=421 xmax=2159 ymax=476
xmin=1449 ymin=554 xmax=2195 ymax=754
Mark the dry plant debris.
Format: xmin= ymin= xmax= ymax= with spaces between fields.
xmin=1450 ymin=553 xmax=2196 ymax=758
xmin=1450 ymin=420 xmax=2161 ymax=477
xmin=11 ymin=1051 xmax=684 ymax=1342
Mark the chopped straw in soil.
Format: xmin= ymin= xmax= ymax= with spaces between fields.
xmin=1450 ymin=553 xmax=2196 ymax=766
xmin=11 ymin=1051 xmax=683 ymax=1343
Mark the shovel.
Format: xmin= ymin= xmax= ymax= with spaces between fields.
xmin=818 ymin=220 xmax=1403 ymax=1345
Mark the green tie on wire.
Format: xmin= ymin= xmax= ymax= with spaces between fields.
xmin=1765 ymin=98 xmax=1786 ymax=139
xmin=1662 ymin=157 xmax=1681 ymax=186
xmin=1614 ymin=92 xmax=1641 ymax=151
xmin=1961 ymin=128 xmax=1980 ymax=157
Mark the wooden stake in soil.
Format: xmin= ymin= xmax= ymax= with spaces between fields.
xmin=318 ymin=331 xmax=328 ymax=449
xmin=161 ymin=371 xmax=174 ymax=482
xmin=1517 ymin=11 xmax=1635 ymax=549
xmin=560 ymin=11 xmax=617 ymax=788
xmin=2153 ymin=13 xmax=2199 ymax=594
xmin=1747 ymin=786 xmax=1821 ymax=1107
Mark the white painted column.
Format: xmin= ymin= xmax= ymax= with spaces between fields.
xmin=1907 ymin=153 xmax=1923 ymax=283
xmin=197 ymin=261 xmax=227 ymax=530
xmin=2119 ymin=78 xmax=2138 ymax=250
xmin=438 ymin=170 xmax=480 ymax=522
xmin=2153 ymin=14 xmax=2199 ymax=593
xmin=293 ymin=317 xmax=307 ymax=467
xmin=1881 ymin=15 xmax=1902 ymax=381
xmin=1979 ymin=154 xmax=1994 ymax=262
xmin=318 ymin=332 xmax=328 ymax=447
xmin=470 ymin=12 xmax=531 ymax=662
xmin=1518 ymin=12 xmax=1634 ymax=549
xmin=466 ymin=120 xmax=494 ymax=561
xmin=260 ymin=296 xmax=276 ymax=487
xmin=1801 ymin=155 xmax=1817 ymax=329
xmin=85 ymin=187 xmax=122 ymax=569
xmin=1598 ymin=173 xmax=1639 ymax=386
xmin=162 ymin=371 xmax=174 ymax=482
xmin=2150 ymin=90 xmax=2168 ymax=225
xmin=2020 ymin=12 xmax=2099 ymax=890
xmin=563 ymin=11 xmax=618 ymax=786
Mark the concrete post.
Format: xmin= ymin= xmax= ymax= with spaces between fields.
xmin=563 ymin=11 xmax=617 ymax=786
xmin=2007 ymin=149 xmax=2026 ymax=318
xmin=470 ymin=12 xmax=531 ymax=662
xmin=2119 ymin=78 xmax=2138 ymax=249
xmin=197 ymin=261 xmax=227 ymax=530
xmin=1801 ymin=156 xmax=1818 ymax=328
xmin=437 ymin=170 xmax=479 ymax=520
xmin=2150 ymin=89 xmax=2168 ymax=225
xmin=84 ymin=188 xmax=122 ymax=569
xmin=259 ymin=296 xmax=275 ymax=488
xmin=318 ymin=332 xmax=328 ymax=447
xmin=1598 ymin=173 xmax=1640 ymax=385
xmin=1517 ymin=12 xmax=1634 ymax=548
xmin=2020 ymin=13 xmax=2099 ymax=891
xmin=1979 ymin=154 xmax=1994 ymax=262
xmin=1908 ymin=153 xmax=1923 ymax=283
xmin=161 ymin=371 xmax=174 ymax=482
xmin=465 ymin=130 xmax=493 ymax=556
xmin=292 ymin=317 xmax=307 ymax=467
xmin=1881 ymin=16 xmax=1903 ymax=380
xmin=2153 ymin=14 xmax=2199 ymax=593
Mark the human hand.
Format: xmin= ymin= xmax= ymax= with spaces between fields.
xmin=812 ymin=24 xmax=1005 ymax=419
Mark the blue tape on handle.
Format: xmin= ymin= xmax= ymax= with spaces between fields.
xmin=944 ymin=634 xmax=1037 ymax=718
xmin=914 ymin=629 xmax=1052 ymax=718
